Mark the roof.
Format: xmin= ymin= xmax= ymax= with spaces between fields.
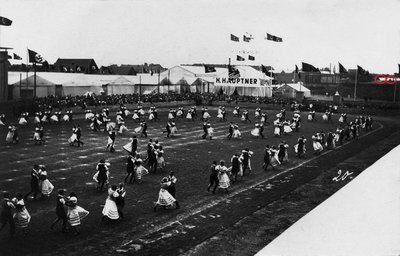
xmin=54 ymin=58 xmax=97 ymax=68
xmin=280 ymin=82 xmax=310 ymax=92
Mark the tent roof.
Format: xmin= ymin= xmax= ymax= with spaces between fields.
xmin=282 ymin=82 xmax=310 ymax=92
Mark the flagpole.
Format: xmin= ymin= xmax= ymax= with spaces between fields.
xmin=157 ymin=70 xmax=160 ymax=94
xmin=34 ymin=62 xmax=37 ymax=98
xmin=354 ymin=69 xmax=357 ymax=101
xmin=394 ymin=79 xmax=397 ymax=103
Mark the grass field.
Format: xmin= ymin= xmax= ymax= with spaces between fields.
xmin=0 ymin=104 xmax=365 ymax=255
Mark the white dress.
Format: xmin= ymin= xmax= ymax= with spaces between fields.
xmin=313 ymin=141 xmax=323 ymax=152
xmin=134 ymin=126 xmax=142 ymax=133
xmin=149 ymin=113 xmax=154 ymax=120
xmin=132 ymin=113 xmax=139 ymax=120
xmin=19 ymin=117 xmax=27 ymax=125
xmin=33 ymin=131 xmax=41 ymax=141
xmin=168 ymin=113 xmax=174 ymax=119
xmin=322 ymin=114 xmax=328 ymax=121
xmin=232 ymin=129 xmax=241 ymax=138
xmin=203 ymin=112 xmax=211 ymax=119
xmin=157 ymin=186 xmax=176 ymax=206
xmin=186 ymin=112 xmax=192 ymax=120
xmin=274 ymin=126 xmax=281 ymax=136
xmin=102 ymin=190 xmax=119 ymax=220
xmin=283 ymin=124 xmax=292 ymax=133
xmin=6 ymin=130 xmax=13 ymax=142
xmin=171 ymin=126 xmax=178 ymax=135
xmin=68 ymin=205 xmax=89 ymax=226
xmin=63 ymin=114 xmax=69 ymax=122
xmin=251 ymin=127 xmax=260 ymax=137
xmin=85 ymin=112 xmax=94 ymax=120
xmin=13 ymin=200 xmax=31 ymax=228
xmin=218 ymin=167 xmax=230 ymax=188
xmin=34 ymin=116 xmax=41 ymax=124
xmin=308 ymin=114 xmax=312 ymax=121
xmin=207 ymin=127 xmax=214 ymax=137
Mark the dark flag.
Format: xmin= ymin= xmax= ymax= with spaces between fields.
xmin=261 ymin=65 xmax=273 ymax=77
xmin=261 ymin=64 xmax=268 ymax=74
xmin=13 ymin=53 xmax=22 ymax=60
xmin=204 ymin=65 xmax=216 ymax=73
xmin=243 ymin=35 xmax=251 ymax=42
xmin=248 ymin=55 xmax=255 ymax=61
xmin=266 ymin=33 xmax=283 ymax=42
xmin=237 ymin=55 xmax=245 ymax=61
xmin=295 ymin=65 xmax=299 ymax=74
xmin=28 ymin=49 xmax=44 ymax=63
xmin=302 ymin=62 xmax=320 ymax=72
xmin=228 ymin=65 xmax=240 ymax=78
xmin=230 ymin=34 xmax=239 ymax=42
xmin=0 ymin=16 xmax=12 ymax=26
xmin=398 ymin=64 xmax=400 ymax=75
xmin=357 ymin=65 xmax=368 ymax=75
xmin=338 ymin=62 xmax=348 ymax=74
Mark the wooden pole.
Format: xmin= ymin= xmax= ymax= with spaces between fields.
xmin=354 ymin=69 xmax=358 ymax=101
xmin=33 ymin=62 xmax=37 ymax=98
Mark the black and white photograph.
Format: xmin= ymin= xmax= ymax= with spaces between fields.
xmin=0 ymin=0 xmax=399 ymax=255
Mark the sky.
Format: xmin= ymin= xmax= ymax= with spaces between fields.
xmin=1 ymin=0 xmax=399 ymax=73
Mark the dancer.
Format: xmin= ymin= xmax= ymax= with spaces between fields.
xmin=12 ymin=193 xmax=31 ymax=234
xmin=270 ymin=146 xmax=281 ymax=169
xmin=125 ymin=155 xmax=135 ymax=184
xmin=39 ymin=166 xmax=54 ymax=200
xmin=230 ymin=154 xmax=241 ymax=183
xmin=251 ymin=122 xmax=261 ymax=137
xmin=50 ymin=189 xmax=67 ymax=232
xmin=93 ymin=159 xmax=110 ymax=192
xmin=134 ymin=158 xmax=149 ymax=183
xmin=263 ymin=145 xmax=271 ymax=171
xmin=102 ymin=185 xmax=120 ymax=221
xmin=295 ymin=136 xmax=307 ymax=158
xmin=227 ymin=122 xmax=234 ymax=140
xmin=217 ymin=161 xmax=230 ymax=193
xmin=312 ymin=134 xmax=324 ymax=155
xmin=140 ymin=121 xmax=148 ymax=138
xmin=170 ymin=122 xmax=178 ymax=137
xmin=24 ymin=165 xmax=41 ymax=200
xmin=278 ymin=141 xmax=289 ymax=164
xmin=167 ymin=171 xmax=178 ymax=203
xmin=201 ymin=121 xmax=208 ymax=139
xmin=207 ymin=161 xmax=219 ymax=194
xmin=33 ymin=127 xmax=43 ymax=145
xmin=115 ymin=183 xmax=126 ymax=220
xmin=106 ymin=128 xmax=116 ymax=153
xmin=240 ymin=148 xmax=253 ymax=176
xmin=156 ymin=146 xmax=166 ymax=172
xmin=207 ymin=122 xmax=214 ymax=140
xmin=0 ymin=192 xmax=16 ymax=238
xmin=154 ymin=177 xmax=179 ymax=211
xmin=66 ymin=194 xmax=89 ymax=236
xmin=203 ymin=108 xmax=211 ymax=120
xmin=259 ymin=123 xmax=265 ymax=139
xmin=232 ymin=123 xmax=241 ymax=139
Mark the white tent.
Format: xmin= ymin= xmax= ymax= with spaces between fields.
xmin=275 ymin=82 xmax=311 ymax=98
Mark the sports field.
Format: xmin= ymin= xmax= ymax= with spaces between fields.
xmin=0 ymin=104 xmax=383 ymax=255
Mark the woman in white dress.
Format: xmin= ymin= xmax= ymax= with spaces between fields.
xmin=269 ymin=146 xmax=281 ymax=168
xmin=66 ymin=194 xmax=89 ymax=236
xmin=132 ymin=110 xmax=140 ymax=121
xmin=312 ymin=135 xmax=324 ymax=155
xmin=50 ymin=112 xmax=59 ymax=123
xmin=148 ymin=109 xmax=155 ymax=121
xmin=134 ymin=159 xmax=149 ymax=183
xmin=273 ymin=119 xmax=281 ymax=136
xmin=168 ymin=109 xmax=175 ymax=121
xmin=156 ymin=146 xmax=166 ymax=172
xmin=283 ymin=120 xmax=293 ymax=134
xmin=33 ymin=127 xmax=42 ymax=144
xmin=232 ymin=124 xmax=241 ymax=139
xmin=233 ymin=106 xmax=240 ymax=117
xmin=217 ymin=161 xmax=230 ymax=193
xmin=207 ymin=123 xmax=214 ymax=140
xmin=34 ymin=112 xmax=41 ymax=125
xmin=39 ymin=166 xmax=54 ymax=200
xmin=186 ymin=109 xmax=193 ymax=120
xmin=255 ymin=108 xmax=261 ymax=118
xmin=260 ymin=113 xmax=266 ymax=124
xmin=251 ymin=123 xmax=261 ymax=137
xmin=322 ymin=111 xmax=329 ymax=121
xmin=154 ymin=177 xmax=179 ymax=211
xmin=68 ymin=126 xmax=78 ymax=146
xmin=176 ymin=107 xmax=183 ymax=118
xmin=102 ymin=185 xmax=120 ymax=221
xmin=170 ymin=122 xmax=178 ymax=136
xmin=217 ymin=109 xmax=224 ymax=121
xmin=12 ymin=193 xmax=31 ymax=234
xmin=203 ymin=109 xmax=211 ymax=120
xmin=6 ymin=126 xmax=14 ymax=143
xmin=18 ymin=113 xmax=28 ymax=125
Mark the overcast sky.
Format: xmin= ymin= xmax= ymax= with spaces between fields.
xmin=1 ymin=0 xmax=399 ymax=73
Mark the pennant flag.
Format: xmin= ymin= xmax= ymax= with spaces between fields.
xmin=228 ymin=65 xmax=240 ymax=78
xmin=266 ymin=33 xmax=283 ymax=42
xmin=230 ymin=34 xmax=239 ymax=42
xmin=28 ymin=49 xmax=44 ymax=63
xmin=261 ymin=65 xmax=273 ymax=77
xmin=13 ymin=53 xmax=22 ymax=60
xmin=204 ymin=65 xmax=216 ymax=73
xmin=302 ymin=62 xmax=320 ymax=72
xmin=7 ymin=55 xmax=12 ymax=59
xmin=338 ymin=62 xmax=348 ymax=74
xmin=261 ymin=65 xmax=268 ymax=74
xmin=295 ymin=65 xmax=299 ymax=74
xmin=0 ymin=16 xmax=12 ymax=26
xmin=248 ymin=55 xmax=255 ymax=61
xmin=243 ymin=35 xmax=251 ymax=42
xmin=357 ymin=65 xmax=369 ymax=75
xmin=237 ymin=55 xmax=245 ymax=61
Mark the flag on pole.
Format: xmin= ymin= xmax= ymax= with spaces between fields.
xmin=265 ymin=33 xmax=283 ymax=42
xmin=398 ymin=64 xmax=400 ymax=75
xmin=0 ymin=16 xmax=12 ymax=26
xmin=302 ymin=62 xmax=320 ymax=72
xmin=204 ymin=65 xmax=216 ymax=73
xmin=7 ymin=55 xmax=12 ymax=59
xmin=13 ymin=53 xmax=22 ymax=60
xmin=236 ymin=55 xmax=245 ymax=61
xmin=295 ymin=65 xmax=299 ymax=74
xmin=230 ymin=34 xmax=239 ymax=42
xmin=228 ymin=65 xmax=240 ymax=78
xmin=357 ymin=65 xmax=368 ymax=75
xmin=243 ymin=35 xmax=251 ymax=42
xmin=28 ymin=49 xmax=44 ymax=63
xmin=248 ymin=55 xmax=255 ymax=61
xmin=338 ymin=62 xmax=348 ymax=74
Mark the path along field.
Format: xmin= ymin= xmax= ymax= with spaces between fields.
xmin=0 ymin=105 xmax=372 ymax=255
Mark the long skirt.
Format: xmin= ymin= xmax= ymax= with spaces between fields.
xmin=68 ymin=134 xmax=77 ymax=144
xmin=156 ymin=188 xmax=176 ymax=206
xmin=134 ymin=126 xmax=142 ymax=133
xmin=284 ymin=125 xmax=292 ymax=133
xmin=271 ymin=155 xmax=281 ymax=167
xmin=6 ymin=131 xmax=14 ymax=143
xmin=67 ymin=206 xmax=89 ymax=226
xmin=186 ymin=113 xmax=192 ymax=120
xmin=168 ymin=113 xmax=174 ymax=120
xmin=322 ymin=114 xmax=328 ymax=121
xmin=171 ymin=126 xmax=178 ymax=135
xmin=251 ymin=128 xmax=260 ymax=137
xmin=63 ymin=115 xmax=69 ymax=122
xmin=313 ymin=141 xmax=323 ymax=152
xmin=308 ymin=114 xmax=312 ymax=121
xmin=157 ymin=156 xmax=165 ymax=166
xmin=274 ymin=127 xmax=281 ymax=136
xmin=149 ymin=113 xmax=154 ymax=120
xmin=33 ymin=132 xmax=41 ymax=141
xmin=132 ymin=113 xmax=139 ymax=120
xmin=102 ymin=198 xmax=119 ymax=219
xmin=119 ymin=125 xmax=128 ymax=134
xmin=41 ymin=179 xmax=54 ymax=196
xmin=34 ymin=116 xmax=41 ymax=124
xmin=218 ymin=173 xmax=230 ymax=188
xmin=232 ymin=130 xmax=241 ymax=138
xmin=14 ymin=208 xmax=31 ymax=228
xmin=50 ymin=115 xmax=58 ymax=122
xmin=85 ymin=113 xmax=94 ymax=120
xmin=207 ymin=127 xmax=214 ymax=137
xmin=19 ymin=118 xmax=27 ymax=125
